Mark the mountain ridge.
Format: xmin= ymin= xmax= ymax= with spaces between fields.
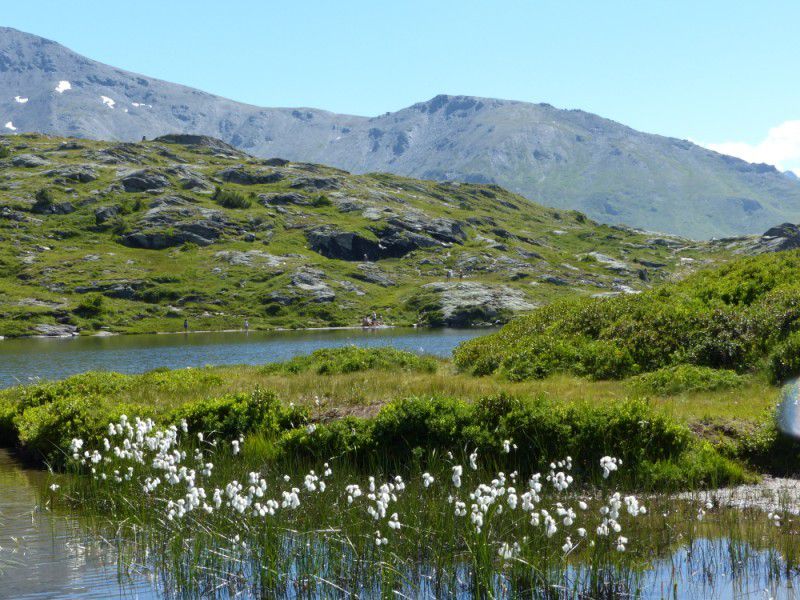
xmin=2 ymin=26 xmax=800 ymax=239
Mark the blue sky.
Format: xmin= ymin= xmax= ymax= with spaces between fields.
xmin=4 ymin=1 xmax=800 ymax=171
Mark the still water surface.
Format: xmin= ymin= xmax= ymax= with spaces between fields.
xmin=0 ymin=327 xmax=491 ymax=389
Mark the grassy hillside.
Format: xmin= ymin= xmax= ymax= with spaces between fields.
xmin=0 ymin=133 xmax=728 ymax=337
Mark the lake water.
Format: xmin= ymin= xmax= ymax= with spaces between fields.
xmin=0 ymin=327 xmax=492 ymax=389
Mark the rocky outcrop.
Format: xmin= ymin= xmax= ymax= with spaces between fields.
xmin=354 ymin=263 xmax=396 ymax=287
xmin=12 ymin=154 xmax=49 ymax=168
xmin=214 ymin=250 xmax=284 ymax=268
xmin=259 ymin=192 xmax=307 ymax=206
xmin=306 ymin=227 xmax=381 ymax=261
xmin=31 ymin=199 xmax=75 ymax=215
xmin=219 ymin=166 xmax=283 ymax=185
xmin=757 ymin=223 xmax=800 ymax=252
xmin=74 ymin=281 xmax=143 ymax=300
xmin=306 ymin=224 xmax=440 ymax=261
xmin=419 ymin=281 xmax=536 ymax=326
xmin=94 ymin=205 xmax=119 ymax=225
xmin=165 ymin=165 xmax=213 ymax=191
xmin=44 ymin=165 xmax=98 ymax=183
xmin=120 ymin=196 xmax=238 ymax=249
xmin=34 ymin=323 xmax=78 ymax=336
xmin=290 ymin=268 xmax=335 ymax=302
xmin=290 ymin=176 xmax=341 ymax=191
xmin=388 ymin=212 xmax=466 ymax=244
xmin=120 ymin=169 xmax=169 ymax=192
xmin=155 ymin=134 xmax=242 ymax=156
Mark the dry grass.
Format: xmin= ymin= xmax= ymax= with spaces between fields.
xmin=114 ymin=363 xmax=780 ymax=428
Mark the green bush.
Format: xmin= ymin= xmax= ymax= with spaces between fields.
xmin=169 ymin=387 xmax=306 ymax=440
xmin=14 ymin=396 xmax=148 ymax=463
xmin=628 ymin=365 xmax=747 ymax=396
xmin=769 ymin=331 xmax=800 ymax=384
xmin=0 ymin=144 xmax=10 ymax=159
xmin=278 ymin=393 xmax=740 ymax=489
xmin=213 ymin=186 xmax=252 ymax=209
xmin=261 ymin=346 xmax=438 ymax=376
xmin=454 ymin=251 xmax=800 ymax=382
xmin=35 ymin=187 xmax=54 ymax=205
xmin=74 ymin=293 xmax=105 ymax=317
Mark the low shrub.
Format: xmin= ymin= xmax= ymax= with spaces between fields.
xmin=628 ymin=365 xmax=747 ymax=396
xmin=213 ymin=186 xmax=252 ymax=209
xmin=169 ymin=387 xmax=307 ymax=440
xmin=768 ymin=331 xmax=800 ymax=384
xmin=74 ymin=293 xmax=105 ymax=317
xmin=279 ymin=393 xmax=741 ymax=489
xmin=261 ymin=346 xmax=438 ymax=376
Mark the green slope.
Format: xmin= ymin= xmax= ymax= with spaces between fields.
xmin=0 ymin=133 xmax=731 ymax=337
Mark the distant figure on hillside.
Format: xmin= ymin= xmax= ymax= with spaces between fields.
xmin=183 ymin=318 xmax=188 ymax=332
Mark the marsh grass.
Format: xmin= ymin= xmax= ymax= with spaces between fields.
xmin=49 ymin=426 xmax=800 ymax=599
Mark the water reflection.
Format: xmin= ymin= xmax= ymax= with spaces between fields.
xmin=0 ymin=449 xmax=156 ymax=599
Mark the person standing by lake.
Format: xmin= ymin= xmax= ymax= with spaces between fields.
xmin=244 ymin=319 xmax=249 ymax=332
xmin=183 ymin=319 xmax=188 ymax=332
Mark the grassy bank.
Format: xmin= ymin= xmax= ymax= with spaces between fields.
xmin=1 ymin=346 xmax=791 ymax=490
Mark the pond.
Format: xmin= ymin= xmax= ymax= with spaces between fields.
xmin=0 ymin=327 xmax=491 ymax=389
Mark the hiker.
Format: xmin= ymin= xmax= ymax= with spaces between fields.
xmin=244 ymin=319 xmax=249 ymax=332
xmin=183 ymin=318 xmax=188 ymax=332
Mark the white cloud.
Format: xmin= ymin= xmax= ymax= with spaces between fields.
xmin=4 ymin=121 xmax=17 ymax=131
xmin=702 ymin=120 xmax=800 ymax=175
xmin=54 ymin=80 xmax=71 ymax=94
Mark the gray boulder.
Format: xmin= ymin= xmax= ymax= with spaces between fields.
xmin=120 ymin=169 xmax=169 ymax=192
xmin=291 ymin=268 xmax=335 ymax=302
xmin=95 ymin=205 xmax=119 ymax=225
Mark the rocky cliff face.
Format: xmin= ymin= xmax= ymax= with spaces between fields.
xmin=3 ymin=27 xmax=800 ymax=239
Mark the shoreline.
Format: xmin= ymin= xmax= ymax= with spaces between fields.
xmin=1 ymin=323 xmax=498 ymax=341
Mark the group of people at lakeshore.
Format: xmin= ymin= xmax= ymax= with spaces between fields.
xmin=361 ymin=312 xmax=385 ymax=328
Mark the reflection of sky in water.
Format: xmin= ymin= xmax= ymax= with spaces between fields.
xmin=0 ymin=449 xmax=157 ymax=599
xmin=778 ymin=380 xmax=800 ymax=438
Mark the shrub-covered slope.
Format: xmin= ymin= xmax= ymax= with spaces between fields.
xmin=0 ymin=133 xmax=727 ymax=337
xmin=454 ymin=250 xmax=800 ymax=383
